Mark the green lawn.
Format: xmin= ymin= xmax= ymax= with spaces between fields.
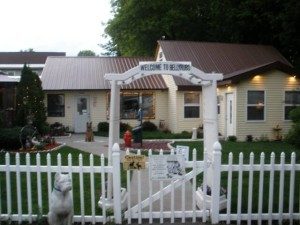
xmin=174 ymin=140 xmax=300 ymax=214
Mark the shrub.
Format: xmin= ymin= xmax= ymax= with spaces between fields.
xmin=227 ymin=135 xmax=237 ymax=142
xmin=0 ymin=127 xmax=22 ymax=150
xmin=285 ymin=107 xmax=300 ymax=148
xmin=97 ymin=122 xmax=109 ymax=132
xmin=246 ymin=135 xmax=253 ymax=142
xmin=120 ymin=122 xmax=132 ymax=132
xmin=142 ymin=121 xmax=157 ymax=131
xmin=50 ymin=122 xmax=66 ymax=136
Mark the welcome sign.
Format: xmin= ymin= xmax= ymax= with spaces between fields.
xmin=139 ymin=61 xmax=192 ymax=73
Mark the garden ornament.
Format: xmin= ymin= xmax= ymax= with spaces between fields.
xmin=48 ymin=173 xmax=73 ymax=225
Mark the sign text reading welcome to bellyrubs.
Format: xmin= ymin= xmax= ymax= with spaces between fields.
xmin=139 ymin=61 xmax=191 ymax=73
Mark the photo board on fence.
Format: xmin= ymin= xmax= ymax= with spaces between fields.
xmin=149 ymin=154 xmax=185 ymax=180
xmin=175 ymin=145 xmax=189 ymax=161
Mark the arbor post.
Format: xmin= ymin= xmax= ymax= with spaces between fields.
xmin=107 ymin=80 xmax=120 ymax=200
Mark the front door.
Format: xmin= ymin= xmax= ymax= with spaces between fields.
xmin=226 ymin=93 xmax=235 ymax=137
xmin=74 ymin=96 xmax=90 ymax=133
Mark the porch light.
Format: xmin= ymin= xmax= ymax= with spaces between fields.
xmin=253 ymin=75 xmax=261 ymax=80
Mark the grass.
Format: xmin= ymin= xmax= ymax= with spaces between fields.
xmin=173 ymin=140 xmax=300 ymax=215
xmin=0 ymin=146 xmax=113 ymax=218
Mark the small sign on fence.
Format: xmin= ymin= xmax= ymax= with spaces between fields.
xmin=123 ymin=155 xmax=146 ymax=170
xmin=149 ymin=154 xmax=185 ymax=180
xmin=175 ymin=145 xmax=190 ymax=161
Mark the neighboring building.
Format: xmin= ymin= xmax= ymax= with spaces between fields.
xmin=0 ymin=51 xmax=66 ymax=127
xmin=41 ymin=57 xmax=168 ymax=132
xmin=0 ymin=51 xmax=66 ymax=77
xmin=156 ymin=41 xmax=299 ymax=141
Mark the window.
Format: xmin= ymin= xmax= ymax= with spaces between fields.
xmin=184 ymin=93 xmax=200 ymax=118
xmin=284 ymin=91 xmax=300 ymax=120
xmin=116 ymin=92 xmax=155 ymax=119
xmin=47 ymin=94 xmax=65 ymax=117
xmin=247 ymin=91 xmax=265 ymax=121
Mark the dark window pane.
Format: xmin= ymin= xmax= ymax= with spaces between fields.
xmin=142 ymin=94 xmax=155 ymax=118
xmin=47 ymin=94 xmax=65 ymax=117
xmin=184 ymin=106 xmax=199 ymax=118
xmin=285 ymin=106 xmax=297 ymax=120
xmin=247 ymin=106 xmax=264 ymax=120
xmin=121 ymin=94 xmax=139 ymax=119
xmin=248 ymin=91 xmax=264 ymax=104
xmin=285 ymin=91 xmax=300 ymax=104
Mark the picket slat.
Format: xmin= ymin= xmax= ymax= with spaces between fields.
xmin=16 ymin=153 xmax=22 ymax=224
xmin=247 ymin=152 xmax=254 ymax=225
xmin=26 ymin=153 xmax=32 ymax=223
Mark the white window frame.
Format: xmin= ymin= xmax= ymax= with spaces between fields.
xmin=246 ymin=90 xmax=266 ymax=122
xmin=184 ymin=92 xmax=200 ymax=119
xmin=284 ymin=90 xmax=300 ymax=121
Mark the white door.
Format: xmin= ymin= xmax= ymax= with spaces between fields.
xmin=74 ymin=96 xmax=90 ymax=133
xmin=226 ymin=93 xmax=235 ymax=137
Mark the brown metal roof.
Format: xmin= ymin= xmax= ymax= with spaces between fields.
xmin=41 ymin=57 xmax=167 ymax=90
xmin=0 ymin=52 xmax=66 ymax=64
xmin=158 ymin=41 xmax=293 ymax=85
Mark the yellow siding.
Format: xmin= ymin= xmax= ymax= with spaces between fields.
xmin=46 ymin=90 xmax=168 ymax=132
xmin=236 ymin=70 xmax=300 ymax=141
xmin=162 ymin=74 xmax=178 ymax=132
xmin=176 ymin=91 xmax=202 ymax=132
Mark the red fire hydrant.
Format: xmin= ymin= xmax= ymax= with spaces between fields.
xmin=123 ymin=130 xmax=132 ymax=147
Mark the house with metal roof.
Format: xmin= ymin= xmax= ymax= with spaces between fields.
xmin=41 ymin=57 xmax=168 ymax=132
xmin=156 ymin=41 xmax=300 ymax=141
xmin=41 ymin=41 xmax=299 ymax=140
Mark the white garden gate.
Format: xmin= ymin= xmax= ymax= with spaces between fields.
xmin=104 ymin=61 xmax=223 ymax=223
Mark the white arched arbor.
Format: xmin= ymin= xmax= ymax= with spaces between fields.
xmin=105 ymin=61 xmax=223 ymax=161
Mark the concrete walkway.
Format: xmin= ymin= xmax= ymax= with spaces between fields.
xmin=58 ymin=134 xmax=194 ymax=211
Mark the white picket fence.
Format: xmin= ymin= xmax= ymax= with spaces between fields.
xmin=219 ymin=151 xmax=300 ymax=225
xmin=0 ymin=150 xmax=119 ymax=224
xmin=0 ymin=142 xmax=299 ymax=225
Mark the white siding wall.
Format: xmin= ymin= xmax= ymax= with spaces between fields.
xmin=236 ymin=70 xmax=300 ymax=141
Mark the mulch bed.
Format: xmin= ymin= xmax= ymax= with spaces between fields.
xmin=3 ymin=143 xmax=64 ymax=154
xmin=120 ymin=140 xmax=172 ymax=151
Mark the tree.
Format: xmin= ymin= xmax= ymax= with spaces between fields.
xmin=104 ymin=0 xmax=300 ymax=71
xmin=77 ymin=50 xmax=96 ymax=56
xmin=15 ymin=64 xmax=46 ymax=132
xmin=285 ymin=107 xmax=300 ymax=148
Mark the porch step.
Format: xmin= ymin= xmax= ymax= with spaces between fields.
xmin=129 ymin=168 xmax=194 ymax=211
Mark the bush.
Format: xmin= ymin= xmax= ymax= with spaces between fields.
xmin=227 ymin=135 xmax=237 ymax=142
xmin=285 ymin=107 xmax=300 ymax=148
xmin=120 ymin=122 xmax=132 ymax=132
xmin=50 ymin=122 xmax=66 ymax=136
xmin=97 ymin=122 xmax=109 ymax=132
xmin=142 ymin=121 xmax=158 ymax=131
xmin=246 ymin=135 xmax=253 ymax=142
xmin=0 ymin=127 xmax=22 ymax=150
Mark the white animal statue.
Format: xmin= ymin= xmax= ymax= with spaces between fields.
xmin=48 ymin=173 xmax=73 ymax=225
